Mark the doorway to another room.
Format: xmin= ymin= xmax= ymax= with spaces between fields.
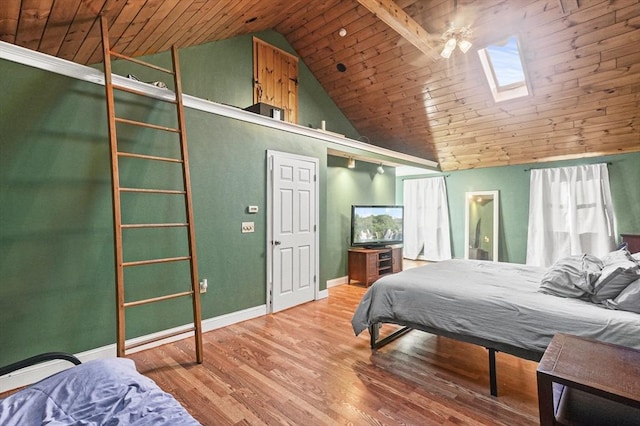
xmin=266 ymin=151 xmax=319 ymax=313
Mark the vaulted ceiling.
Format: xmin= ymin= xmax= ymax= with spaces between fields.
xmin=2 ymin=0 xmax=639 ymax=171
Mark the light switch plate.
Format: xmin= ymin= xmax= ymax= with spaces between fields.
xmin=242 ymin=222 xmax=255 ymax=233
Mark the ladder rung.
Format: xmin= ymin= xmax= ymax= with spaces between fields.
xmin=125 ymin=326 xmax=196 ymax=351
xmin=118 ymin=152 xmax=184 ymax=163
xmin=115 ymin=117 xmax=180 ymax=133
xmin=112 ymin=83 xmax=178 ymax=104
xmin=122 ymin=223 xmax=189 ymax=229
xmin=123 ymin=256 xmax=191 ymax=267
xmin=124 ymin=290 xmax=194 ymax=308
xmin=120 ymin=187 xmax=186 ymax=195
xmin=109 ymin=51 xmax=175 ymax=75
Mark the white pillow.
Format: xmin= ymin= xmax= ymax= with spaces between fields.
xmin=539 ymin=254 xmax=602 ymax=298
xmin=601 ymin=247 xmax=634 ymax=264
xmin=604 ymin=278 xmax=640 ymax=313
xmin=591 ymin=260 xmax=639 ymax=303
xmin=591 ymin=248 xmax=639 ymax=303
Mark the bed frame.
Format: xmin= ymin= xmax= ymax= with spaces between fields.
xmin=0 ymin=352 xmax=81 ymax=377
xmin=369 ymin=322 xmax=544 ymax=397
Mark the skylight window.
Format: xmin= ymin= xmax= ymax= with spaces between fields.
xmin=478 ymin=35 xmax=531 ymax=102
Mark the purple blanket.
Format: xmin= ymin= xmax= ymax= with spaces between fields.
xmin=0 ymin=357 xmax=200 ymax=425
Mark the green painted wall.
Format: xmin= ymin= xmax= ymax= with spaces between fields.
xmin=397 ymin=152 xmax=640 ymax=263
xmin=326 ymin=157 xmax=396 ymax=279
xmin=111 ymin=30 xmax=359 ymax=139
xmin=0 ymin=31 xmax=395 ymax=366
xmin=1 ymin=66 xmax=115 ymax=358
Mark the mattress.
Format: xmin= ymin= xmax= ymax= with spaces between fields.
xmin=352 ymin=259 xmax=640 ymax=353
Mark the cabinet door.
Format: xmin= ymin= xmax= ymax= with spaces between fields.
xmin=391 ymin=248 xmax=403 ymax=273
xmin=366 ymin=253 xmax=378 ymax=282
xmin=348 ymin=251 xmax=366 ymax=284
xmin=253 ymin=37 xmax=298 ymax=123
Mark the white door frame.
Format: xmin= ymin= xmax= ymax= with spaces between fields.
xmin=266 ymin=150 xmax=320 ymax=313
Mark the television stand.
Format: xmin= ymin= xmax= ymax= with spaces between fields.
xmin=348 ymin=247 xmax=402 ymax=287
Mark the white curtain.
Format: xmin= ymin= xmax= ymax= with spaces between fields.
xmin=526 ymin=163 xmax=616 ymax=267
xmin=403 ymin=177 xmax=452 ymax=261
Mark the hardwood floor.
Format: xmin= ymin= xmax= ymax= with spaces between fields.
xmin=402 ymin=258 xmax=430 ymax=270
xmin=129 ymin=283 xmax=539 ymax=425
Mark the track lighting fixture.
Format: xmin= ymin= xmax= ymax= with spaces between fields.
xmin=347 ymin=157 xmax=356 ymax=168
xmin=377 ymin=164 xmax=385 ymax=174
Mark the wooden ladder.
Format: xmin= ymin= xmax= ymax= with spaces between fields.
xmin=100 ymin=16 xmax=202 ymax=363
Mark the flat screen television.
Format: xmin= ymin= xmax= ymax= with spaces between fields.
xmin=351 ymin=205 xmax=404 ymax=248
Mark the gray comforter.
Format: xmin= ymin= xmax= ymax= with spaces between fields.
xmin=0 ymin=358 xmax=200 ymax=425
xmin=352 ymin=259 xmax=640 ymax=353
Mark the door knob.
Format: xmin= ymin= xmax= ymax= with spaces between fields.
xmin=273 ymin=240 xmax=281 ymax=246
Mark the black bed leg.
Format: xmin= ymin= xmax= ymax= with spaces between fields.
xmin=369 ymin=324 xmax=379 ymax=349
xmin=488 ymin=348 xmax=498 ymax=396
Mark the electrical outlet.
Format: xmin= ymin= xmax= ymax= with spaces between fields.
xmin=199 ymin=278 xmax=208 ymax=294
xmin=242 ymin=222 xmax=255 ymax=233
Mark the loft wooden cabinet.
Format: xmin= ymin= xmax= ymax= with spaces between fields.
xmin=348 ymin=247 xmax=402 ymax=287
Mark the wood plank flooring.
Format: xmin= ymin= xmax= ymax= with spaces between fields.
xmin=129 ymin=283 xmax=540 ymax=425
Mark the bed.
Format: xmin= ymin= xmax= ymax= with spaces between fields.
xmin=351 ymin=258 xmax=640 ymax=396
xmin=0 ymin=353 xmax=200 ymax=425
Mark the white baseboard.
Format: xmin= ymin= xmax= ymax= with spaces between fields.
xmin=327 ymin=275 xmax=348 ymax=288
xmin=202 ymin=304 xmax=267 ymax=332
xmin=316 ymin=275 xmax=348 ymax=300
xmin=0 ymin=305 xmax=267 ymax=393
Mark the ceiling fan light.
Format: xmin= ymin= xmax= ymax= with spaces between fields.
xmin=440 ymin=46 xmax=453 ymax=59
xmin=445 ymin=37 xmax=457 ymax=50
xmin=440 ymin=38 xmax=456 ymax=58
xmin=458 ymin=39 xmax=472 ymax=53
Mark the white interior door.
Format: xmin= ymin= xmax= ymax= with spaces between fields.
xmin=267 ymin=151 xmax=318 ymax=313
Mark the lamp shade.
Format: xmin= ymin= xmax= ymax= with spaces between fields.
xmin=440 ymin=38 xmax=456 ymax=58
xmin=444 ymin=37 xmax=457 ymax=50
xmin=458 ymin=39 xmax=472 ymax=53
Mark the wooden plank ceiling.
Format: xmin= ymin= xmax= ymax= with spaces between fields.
xmin=1 ymin=0 xmax=639 ymax=171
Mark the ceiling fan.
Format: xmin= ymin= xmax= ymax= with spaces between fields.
xmin=439 ymin=0 xmax=474 ymax=59
xmin=355 ymin=0 xmax=475 ymax=61
xmin=439 ymin=23 xmax=473 ymax=58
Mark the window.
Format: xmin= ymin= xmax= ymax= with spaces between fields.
xmin=478 ymin=35 xmax=531 ymax=103
xmin=403 ymin=177 xmax=452 ymax=261
xmin=526 ymin=164 xmax=616 ymax=267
